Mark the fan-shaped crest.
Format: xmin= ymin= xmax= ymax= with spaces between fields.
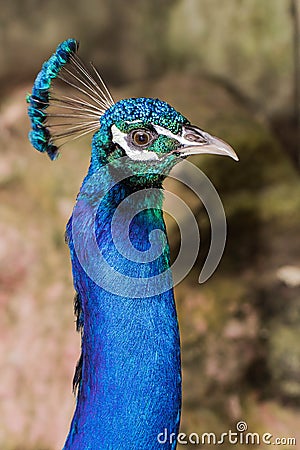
xmin=27 ymin=39 xmax=114 ymax=160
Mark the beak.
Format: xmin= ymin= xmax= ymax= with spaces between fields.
xmin=177 ymin=125 xmax=238 ymax=161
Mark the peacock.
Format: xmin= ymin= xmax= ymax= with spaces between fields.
xmin=27 ymin=39 xmax=238 ymax=450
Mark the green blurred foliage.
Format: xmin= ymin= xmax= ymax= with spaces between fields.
xmin=0 ymin=0 xmax=293 ymax=114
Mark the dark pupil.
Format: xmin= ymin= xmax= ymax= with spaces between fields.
xmin=134 ymin=131 xmax=149 ymax=145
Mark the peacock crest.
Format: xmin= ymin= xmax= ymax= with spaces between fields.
xmin=27 ymin=38 xmax=114 ymax=160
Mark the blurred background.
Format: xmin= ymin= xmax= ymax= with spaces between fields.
xmin=1 ymin=0 xmax=300 ymax=448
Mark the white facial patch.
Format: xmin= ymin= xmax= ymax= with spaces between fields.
xmin=111 ymin=124 xmax=159 ymax=161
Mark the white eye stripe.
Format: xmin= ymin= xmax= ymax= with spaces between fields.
xmin=111 ymin=124 xmax=159 ymax=161
xmin=124 ymin=120 xmax=143 ymax=125
xmin=153 ymin=124 xmax=187 ymax=144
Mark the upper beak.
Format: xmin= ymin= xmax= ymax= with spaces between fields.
xmin=177 ymin=125 xmax=238 ymax=161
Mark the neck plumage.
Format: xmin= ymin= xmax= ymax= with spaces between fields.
xmin=63 ymin=160 xmax=181 ymax=449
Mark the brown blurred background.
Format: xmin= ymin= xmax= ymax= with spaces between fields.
xmin=1 ymin=0 xmax=300 ymax=448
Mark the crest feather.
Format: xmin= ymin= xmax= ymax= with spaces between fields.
xmin=27 ymin=39 xmax=114 ymax=160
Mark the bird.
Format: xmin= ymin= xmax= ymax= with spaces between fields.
xmin=27 ymin=39 xmax=237 ymax=450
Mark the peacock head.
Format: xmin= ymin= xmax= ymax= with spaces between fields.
xmin=27 ymin=38 xmax=237 ymax=184
xmin=91 ymin=97 xmax=237 ymax=177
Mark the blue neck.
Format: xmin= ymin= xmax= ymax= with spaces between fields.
xmin=63 ymin=161 xmax=181 ymax=449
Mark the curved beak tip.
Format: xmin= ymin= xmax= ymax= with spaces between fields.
xmin=227 ymin=148 xmax=239 ymax=161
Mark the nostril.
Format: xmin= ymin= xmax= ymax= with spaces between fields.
xmin=184 ymin=132 xmax=206 ymax=143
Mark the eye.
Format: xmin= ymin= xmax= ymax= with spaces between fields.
xmin=131 ymin=130 xmax=152 ymax=147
